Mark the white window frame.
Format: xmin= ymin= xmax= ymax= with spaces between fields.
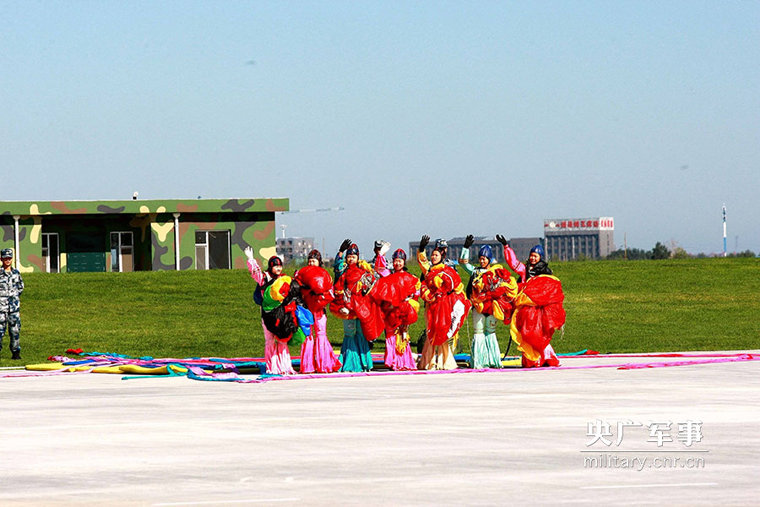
xmin=41 ymin=232 xmax=60 ymax=273
xmin=110 ymin=231 xmax=134 ymax=272
xmin=194 ymin=230 xmax=231 ymax=270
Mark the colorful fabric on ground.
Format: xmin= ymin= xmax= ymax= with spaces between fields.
xmin=4 ymin=351 xmax=266 ymax=378
xmin=2 ymin=350 xmax=757 ymax=383
xmin=189 ymin=352 xmax=760 ymax=383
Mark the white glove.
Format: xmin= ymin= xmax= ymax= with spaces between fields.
xmin=379 ymin=240 xmax=391 ymax=257
xmin=244 ymin=246 xmax=254 ymax=262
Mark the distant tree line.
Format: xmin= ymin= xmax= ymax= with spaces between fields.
xmin=602 ymin=242 xmax=757 ymax=260
xmin=725 ymin=250 xmax=757 ymax=258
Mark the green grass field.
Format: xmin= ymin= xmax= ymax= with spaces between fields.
xmin=2 ymin=258 xmax=758 ymax=366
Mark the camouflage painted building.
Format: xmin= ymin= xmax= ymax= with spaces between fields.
xmin=0 ymin=198 xmax=288 ymax=273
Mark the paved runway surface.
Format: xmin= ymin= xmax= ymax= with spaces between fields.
xmin=1 ymin=352 xmax=758 ymax=506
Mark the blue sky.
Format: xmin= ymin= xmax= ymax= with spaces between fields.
xmin=2 ymin=1 xmax=758 ymax=256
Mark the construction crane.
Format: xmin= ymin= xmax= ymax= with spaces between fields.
xmin=277 ymin=206 xmax=345 ymax=237
xmin=281 ymin=206 xmax=345 ymax=215
xmin=276 ymin=206 xmax=345 ymax=256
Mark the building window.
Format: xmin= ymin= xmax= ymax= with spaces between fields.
xmin=110 ymin=231 xmax=134 ymax=272
xmin=41 ymin=233 xmax=60 ymax=273
xmin=195 ymin=230 xmax=231 ymax=270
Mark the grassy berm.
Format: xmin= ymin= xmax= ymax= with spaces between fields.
xmin=2 ymin=258 xmax=758 ymax=366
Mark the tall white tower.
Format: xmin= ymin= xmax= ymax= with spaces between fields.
xmin=722 ymin=204 xmax=727 ymax=257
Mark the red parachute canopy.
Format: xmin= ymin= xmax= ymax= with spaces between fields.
xmin=512 ymin=276 xmax=566 ymax=360
xmin=373 ymin=271 xmax=418 ymax=307
xmin=329 ymin=263 xmax=386 ymax=341
xmin=294 ymin=265 xmax=334 ymax=312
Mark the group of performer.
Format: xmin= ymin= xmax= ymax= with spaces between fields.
xmin=245 ymin=234 xmax=566 ymax=375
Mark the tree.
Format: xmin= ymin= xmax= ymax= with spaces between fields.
xmin=672 ymin=247 xmax=692 ymax=259
xmin=605 ymin=249 xmax=627 ymax=260
xmin=652 ymin=242 xmax=670 ymax=260
xmin=628 ymin=248 xmax=653 ymax=260
xmin=605 ymin=247 xmax=653 ymax=260
xmin=728 ymin=250 xmax=756 ymax=258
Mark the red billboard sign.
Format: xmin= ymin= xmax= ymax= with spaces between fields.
xmin=544 ymin=217 xmax=614 ymax=231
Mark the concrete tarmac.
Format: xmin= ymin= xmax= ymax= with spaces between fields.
xmin=1 ymin=352 xmax=758 ymax=506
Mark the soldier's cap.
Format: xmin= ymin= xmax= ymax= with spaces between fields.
xmin=0 ymin=249 xmax=13 ymax=259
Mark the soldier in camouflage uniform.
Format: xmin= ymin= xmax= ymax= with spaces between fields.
xmin=0 ymin=249 xmax=24 ymax=360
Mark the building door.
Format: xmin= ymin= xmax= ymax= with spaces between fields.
xmin=41 ymin=233 xmax=60 ymax=273
xmin=67 ymin=233 xmax=106 ymax=272
xmin=110 ymin=231 xmax=134 ymax=272
xmin=195 ymin=230 xmax=230 ymax=270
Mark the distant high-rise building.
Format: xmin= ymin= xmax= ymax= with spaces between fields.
xmin=276 ymin=236 xmax=314 ymax=263
xmin=543 ymin=217 xmax=614 ymax=260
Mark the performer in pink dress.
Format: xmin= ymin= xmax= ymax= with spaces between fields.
xmin=245 ymin=247 xmax=296 ymax=375
xmin=294 ymin=250 xmax=342 ymax=373
xmin=373 ymin=249 xmax=420 ymax=370
xmin=372 ymin=240 xmax=392 ymax=278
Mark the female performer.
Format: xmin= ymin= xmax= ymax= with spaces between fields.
xmin=459 ymin=235 xmax=517 ymax=368
xmin=497 ymin=236 xmax=553 ymax=282
xmin=245 ymin=247 xmax=296 ymax=375
xmin=373 ymin=248 xmax=420 ymax=370
xmin=294 ymin=249 xmax=342 ymax=373
xmin=496 ymin=236 xmax=564 ymax=367
xmin=372 ymin=240 xmax=392 ymax=278
xmin=416 ymin=235 xmax=470 ymax=370
xmin=331 ymin=240 xmax=385 ymax=372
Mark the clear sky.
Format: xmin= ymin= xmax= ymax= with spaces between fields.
xmin=3 ymin=1 xmax=758 ymax=256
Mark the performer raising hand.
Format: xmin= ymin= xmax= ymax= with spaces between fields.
xmin=417 ymin=235 xmax=470 ymax=370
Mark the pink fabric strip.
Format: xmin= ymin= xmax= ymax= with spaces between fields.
xmin=561 ymin=352 xmax=754 ymax=359
xmin=503 ymin=354 xmax=759 ymax=372
xmin=617 ymin=355 xmax=758 ymax=369
xmin=0 ymin=366 xmax=100 ymax=378
xmin=228 ymin=353 xmax=760 ymax=383
xmin=241 ymin=367 xmax=489 ymax=384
